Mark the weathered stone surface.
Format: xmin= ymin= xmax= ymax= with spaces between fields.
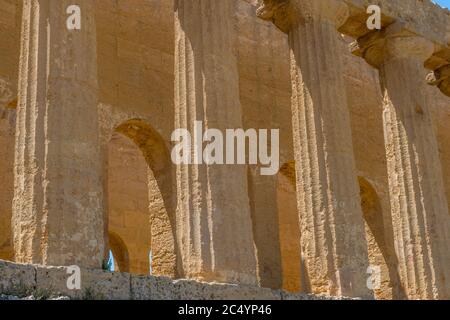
xmin=35 ymin=265 xmax=131 ymax=300
xmin=174 ymin=0 xmax=258 ymax=285
xmin=204 ymin=283 xmax=281 ymax=300
xmin=350 ymin=23 xmax=450 ymax=300
xmin=131 ymin=275 xmax=177 ymax=300
xmin=259 ymin=0 xmax=372 ymax=299
xmin=12 ymin=0 xmax=105 ymax=268
xmin=81 ymin=269 xmax=131 ymax=300
xmin=35 ymin=266 xmax=73 ymax=297
xmin=2 ymin=260 xmax=344 ymax=300
xmin=1 ymin=0 xmax=450 ymax=301
xmin=0 ymin=260 xmax=35 ymax=295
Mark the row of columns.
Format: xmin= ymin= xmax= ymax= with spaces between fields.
xmin=13 ymin=0 xmax=450 ymax=300
xmin=354 ymin=26 xmax=450 ymax=300
xmin=257 ymin=0 xmax=450 ymax=299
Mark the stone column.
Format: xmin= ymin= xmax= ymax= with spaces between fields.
xmin=13 ymin=0 xmax=105 ymax=268
xmin=258 ymin=0 xmax=372 ymax=298
xmin=174 ymin=0 xmax=257 ymax=285
xmin=355 ymin=30 xmax=450 ymax=299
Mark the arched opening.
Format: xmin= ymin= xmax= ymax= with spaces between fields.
xmin=108 ymin=232 xmax=129 ymax=272
xmin=108 ymin=131 xmax=151 ymax=274
xmin=277 ymin=161 xmax=302 ymax=292
xmin=105 ymin=250 xmax=119 ymax=272
xmin=359 ymin=176 xmax=398 ymax=299
xmin=106 ymin=119 xmax=176 ymax=277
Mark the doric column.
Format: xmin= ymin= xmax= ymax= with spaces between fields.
xmin=174 ymin=0 xmax=257 ymax=285
xmin=354 ymin=27 xmax=450 ymax=299
xmin=13 ymin=0 xmax=105 ymax=268
xmin=258 ymin=0 xmax=372 ymax=298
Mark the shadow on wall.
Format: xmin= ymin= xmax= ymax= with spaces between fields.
xmin=277 ymin=161 xmax=302 ymax=293
xmin=0 ymin=106 xmax=15 ymax=262
xmin=248 ymin=165 xmax=283 ymax=290
xmin=108 ymin=231 xmax=129 ymax=272
xmin=265 ymin=164 xmax=404 ymax=299
xmin=358 ymin=176 xmax=404 ymax=300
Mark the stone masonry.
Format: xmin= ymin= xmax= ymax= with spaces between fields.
xmin=0 ymin=0 xmax=450 ymax=300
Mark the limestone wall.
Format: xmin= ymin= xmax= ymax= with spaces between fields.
xmin=0 ymin=260 xmax=344 ymax=300
xmin=96 ymin=0 xmax=175 ymax=142
xmin=0 ymin=0 xmax=450 ymax=300
xmin=0 ymin=109 xmax=14 ymax=261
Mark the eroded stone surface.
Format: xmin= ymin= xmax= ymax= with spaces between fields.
xmin=1 ymin=260 xmax=345 ymax=300
xmin=0 ymin=0 xmax=449 ymax=301
xmin=0 ymin=260 xmax=35 ymax=295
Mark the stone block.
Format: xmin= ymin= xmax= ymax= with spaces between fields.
xmin=0 ymin=260 xmax=36 ymax=295
xmin=131 ymin=274 xmax=176 ymax=300
xmin=81 ymin=269 xmax=131 ymax=300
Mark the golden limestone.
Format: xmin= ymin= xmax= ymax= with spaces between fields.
xmin=0 ymin=0 xmax=449 ymax=300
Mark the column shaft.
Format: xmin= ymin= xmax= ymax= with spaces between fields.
xmin=174 ymin=0 xmax=257 ymax=285
xmin=379 ymin=37 xmax=450 ymax=299
xmin=288 ymin=3 xmax=371 ymax=298
xmin=13 ymin=0 xmax=104 ymax=268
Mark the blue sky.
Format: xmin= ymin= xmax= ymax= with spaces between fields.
xmin=434 ymin=0 xmax=450 ymax=8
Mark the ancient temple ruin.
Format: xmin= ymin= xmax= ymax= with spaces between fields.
xmin=1 ymin=0 xmax=450 ymax=300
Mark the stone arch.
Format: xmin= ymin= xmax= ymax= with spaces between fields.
xmin=109 ymin=231 xmax=130 ymax=272
xmin=106 ymin=119 xmax=177 ymax=277
xmin=358 ymin=176 xmax=400 ymax=299
xmin=277 ymin=161 xmax=302 ymax=292
xmin=107 ymin=131 xmax=151 ymax=274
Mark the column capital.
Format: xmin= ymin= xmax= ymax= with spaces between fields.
xmin=352 ymin=23 xmax=435 ymax=69
xmin=257 ymin=0 xmax=349 ymax=33
xmin=427 ymin=64 xmax=450 ymax=97
xmin=256 ymin=0 xmax=295 ymax=33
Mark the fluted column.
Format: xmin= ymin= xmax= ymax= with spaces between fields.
xmin=174 ymin=0 xmax=257 ymax=285
xmin=258 ymin=0 xmax=372 ymax=298
xmin=13 ymin=0 xmax=105 ymax=268
xmin=355 ymin=30 xmax=450 ymax=299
